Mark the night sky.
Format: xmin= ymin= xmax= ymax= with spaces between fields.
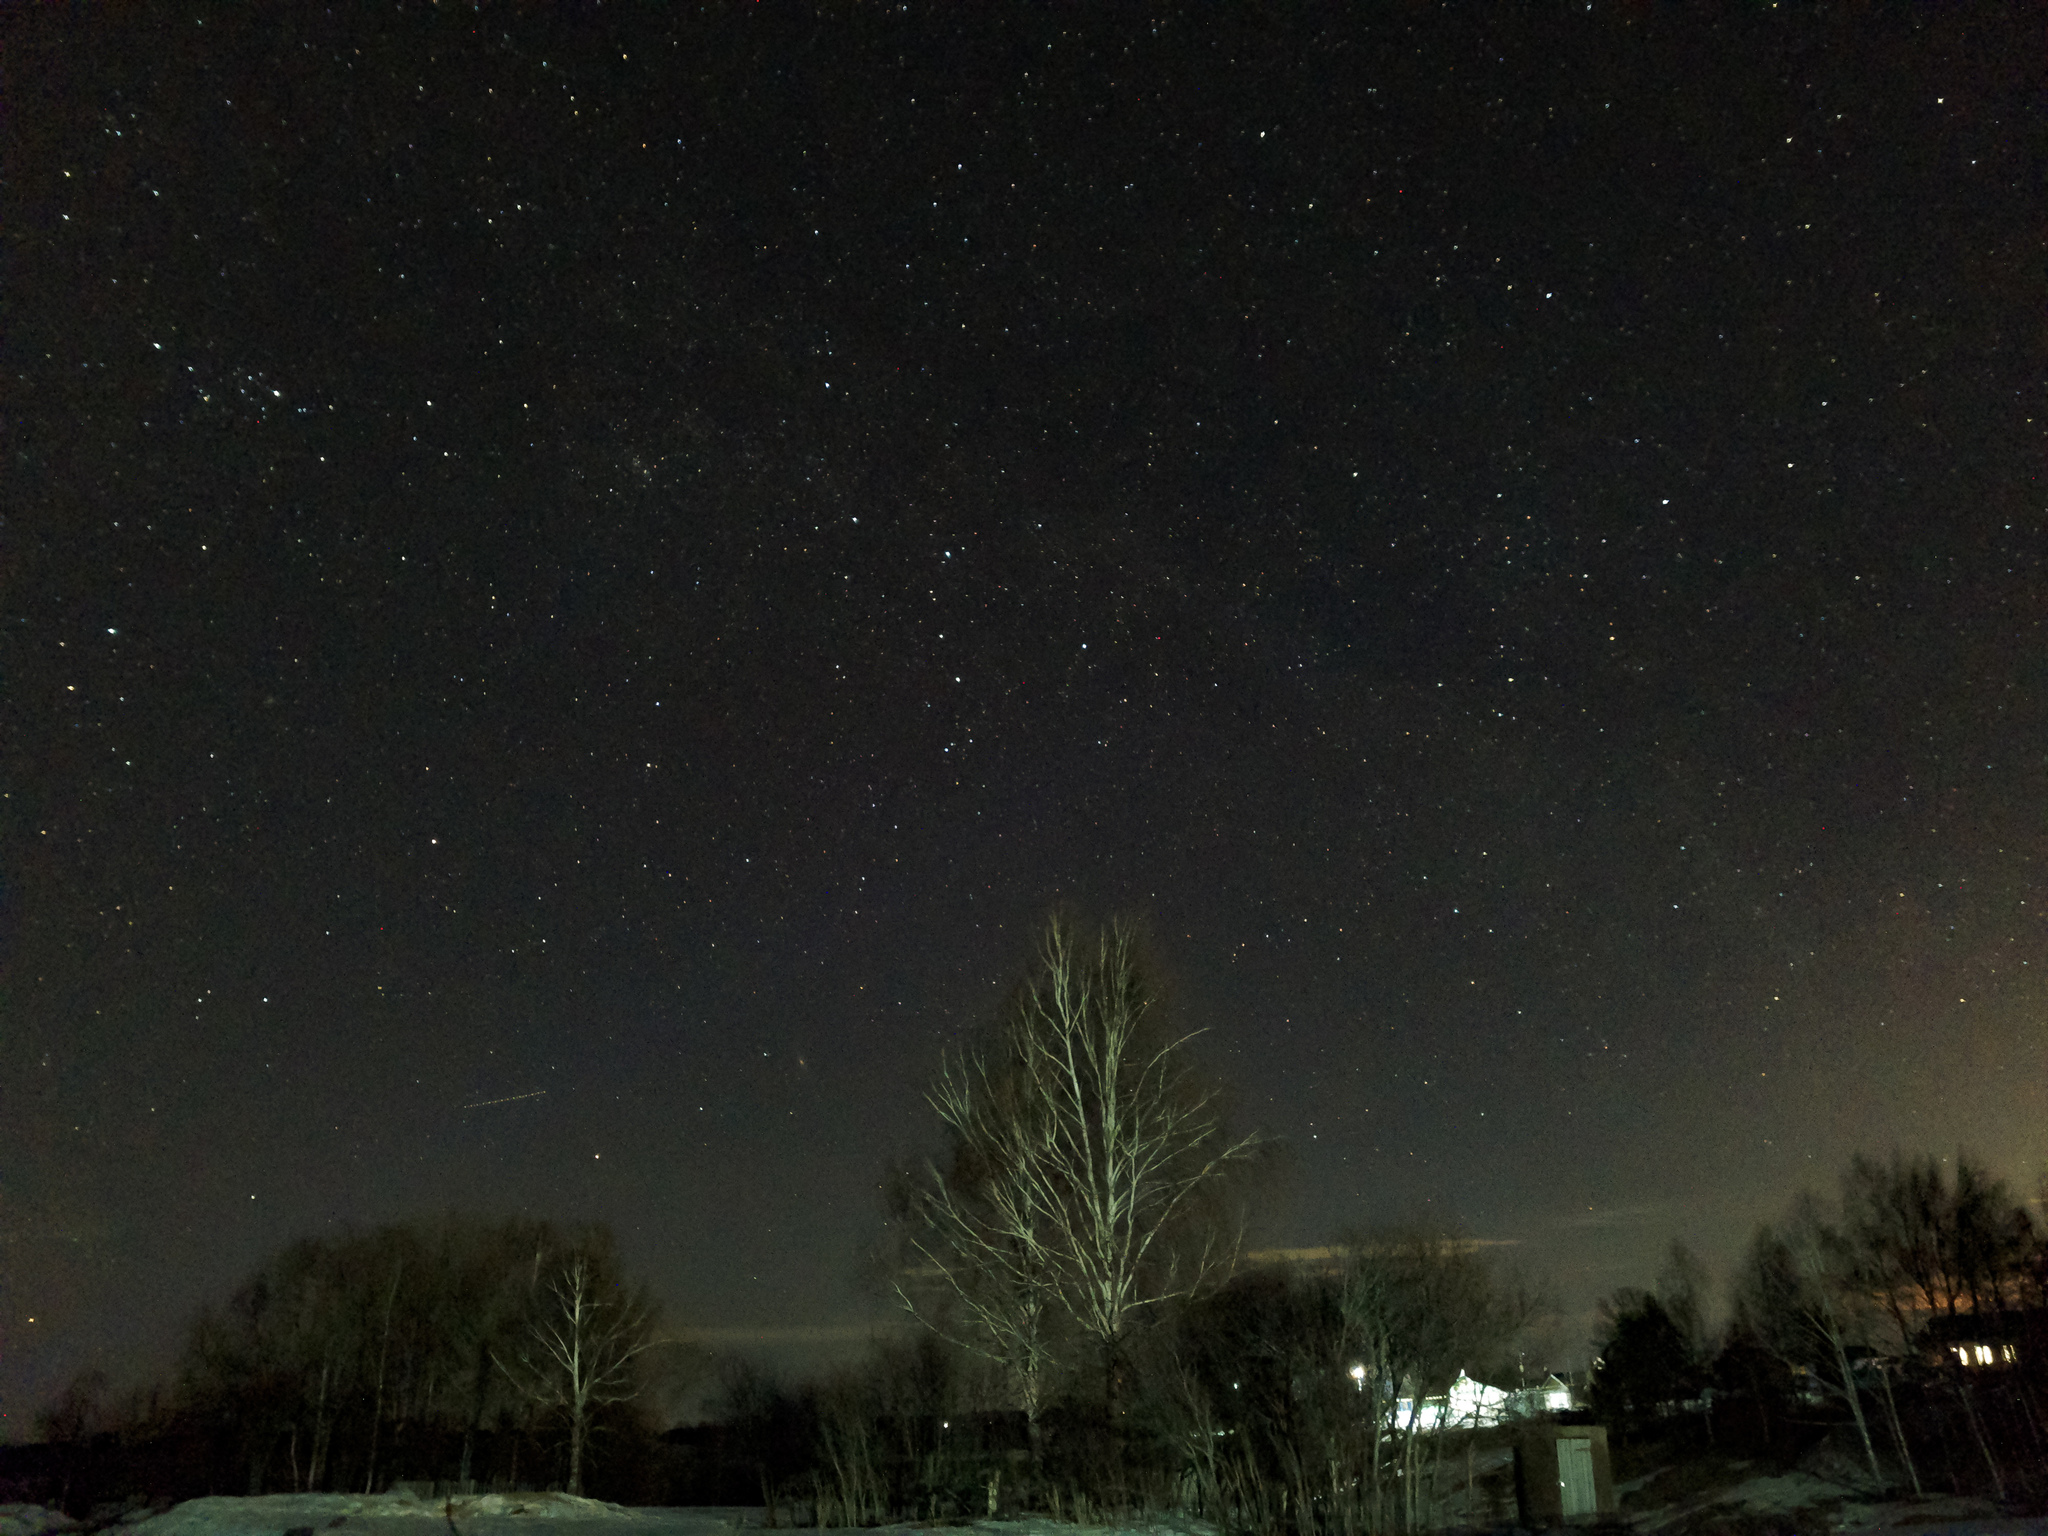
xmin=6 ymin=5 xmax=2042 ymax=1433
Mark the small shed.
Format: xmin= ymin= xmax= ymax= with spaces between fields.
xmin=1513 ymin=1423 xmax=1615 ymax=1525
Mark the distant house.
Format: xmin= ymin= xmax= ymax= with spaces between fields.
xmin=1392 ymin=1376 xmax=1581 ymax=1441
xmin=1509 ymin=1373 xmax=1579 ymax=1418
xmin=1919 ymin=1308 xmax=2042 ymax=1371
xmin=1393 ymin=1369 xmax=1579 ymax=1433
xmin=1396 ymin=1370 xmax=1503 ymax=1431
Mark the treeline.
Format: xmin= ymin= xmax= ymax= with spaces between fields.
xmin=24 ymin=919 xmax=1574 ymax=1533
xmin=682 ymin=1228 xmax=1546 ymax=1535
xmin=684 ymin=919 xmax=1562 ymax=1534
xmin=1594 ymin=1152 xmax=2047 ymax=1504
xmin=22 ymin=917 xmax=2047 ymax=1529
xmin=23 ymin=1218 xmax=677 ymax=1510
xmin=23 ymin=1219 xmax=1552 ymax=1532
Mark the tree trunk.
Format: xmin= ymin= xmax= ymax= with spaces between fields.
xmin=1102 ymin=1333 xmax=1127 ymax=1502
xmin=567 ymin=1403 xmax=585 ymax=1497
xmin=460 ymin=1340 xmax=490 ymax=1492
xmin=310 ymin=1361 xmax=331 ymax=1491
xmin=364 ymin=1260 xmax=404 ymax=1493
xmin=1829 ymin=1331 xmax=1884 ymax=1490
xmin=1951 ymin=1370 xmax=2005 ymax=1501
xmin=1875 ymin=1366 xmax=1921 ymax=1497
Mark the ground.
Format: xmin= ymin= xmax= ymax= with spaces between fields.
xmin=1 ymin=1489 xmax=2041 ymax=1536
xmin=0 ymin=1501 xmax=1208 ymax=1536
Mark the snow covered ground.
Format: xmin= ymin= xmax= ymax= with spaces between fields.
xmin=6 ymin=1492 xmax=2046 ymax=1536
xmin=6 ymin=1495 xmax=714 ymax=1536
xmin=0 ymin=1499 xmax=1208 ymax=1536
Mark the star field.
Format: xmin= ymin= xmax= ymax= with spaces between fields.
xmin=4 ymin=5 xmax=2041 ymax=1429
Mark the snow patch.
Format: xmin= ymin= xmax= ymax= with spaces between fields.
xmin=87 ymin=1501 xmax=1209 ymax=1536
xmin=103 ymin=1491 xmax=651 ymax=1536
xmin=0 ymin=1506 xmax=82 ymax=1536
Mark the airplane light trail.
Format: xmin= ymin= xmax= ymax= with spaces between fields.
xmin=459 ymin=1090 xmax=549 ymax=1110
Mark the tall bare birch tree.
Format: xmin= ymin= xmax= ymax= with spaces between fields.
xmin=495 ymin=1250 xmax=659 ymax=1496
xmin=895 ymin=916 xmax=1261 ymax=1424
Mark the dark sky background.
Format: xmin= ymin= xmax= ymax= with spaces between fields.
xmin=5 ymin=5 xmax=2042 ymax=1435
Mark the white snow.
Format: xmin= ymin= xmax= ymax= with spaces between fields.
xmin=105 ymin=1491 xmax=657 ymax=1535
xmin=0 ymin=1505 xmax=81 ymax=1536
xmin=0 ymin=1501 xmax=1212 ymax=1536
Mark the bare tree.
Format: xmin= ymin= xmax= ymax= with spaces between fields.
xmin=1655 ymin=1241 xmax=1717 ymax=1369
xmin=895 ymin=916 xmax=1261 ymax=1425
xmin=1837 ymin=1151 xmax=2035 ymax=1500
xmin=435 ymin=1217 xmax=554 ymax=1493
xmin=1734 ymin=1199 xmax=1885 ymax=1490
xmin=887 ymin=1150 xmax=1067 ymax=1447
xmin=362 ymin=1248 xmax=406 ymax=1493
xmin=814 ymin=1364 xmax=889 ymax=1529
xmin=37 ymin=1367 xmax=113 ymax=1511
xmin=495 ymin=1251 xmax=659 ymax=1496
xmin=164 ymin=1218 xmax=668 ymax=1496
xmin=1160 ymin=1233 xmax=1535 ymax=1536
xmin=1340 ymin=1231 xmax=1533 ymax=1534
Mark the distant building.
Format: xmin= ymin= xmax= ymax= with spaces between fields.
xmin=1919 ymin=1308 xmax=2041 ymax=1371
xmin=1392 ymin=1369 xmax=1575 ymax=1432
xmin=1396 ymin=1370 xmax=1510 ymax=1430
xmin=1509 ymin=1373 xmax=1578 ymax=1417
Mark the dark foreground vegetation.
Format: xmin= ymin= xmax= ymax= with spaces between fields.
xmin=11 ymin=925 xmax=2046 ymax=1528
xmin=7 ymin=1217 xmax=677 ymax=1512
xmin=6 ymin=1222 xmax=1560 ymax=1529
xmin=1592 ymin=1152 xmax=2048 ymax=1513
xmin=10 ymin=1154 xmax=2047 ymax=1530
